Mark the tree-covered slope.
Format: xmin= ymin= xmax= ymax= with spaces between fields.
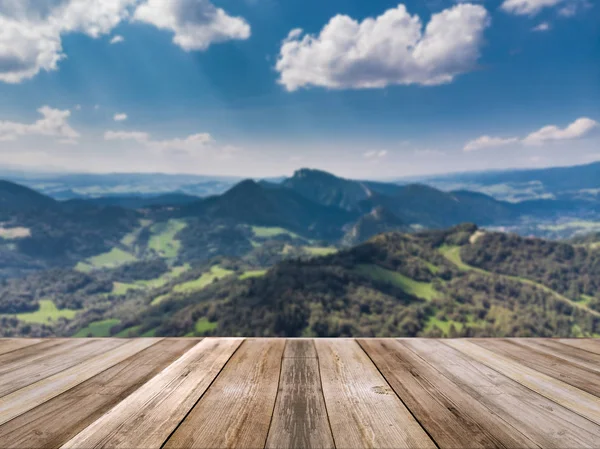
xmin=118 ymin=224 xmax=600 ymax=338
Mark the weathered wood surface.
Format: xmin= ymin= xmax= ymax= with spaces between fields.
xmin=0 ymin=338 xmax=598 ymax=449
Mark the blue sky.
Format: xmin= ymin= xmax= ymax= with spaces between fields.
xmin=0 ymin=0 xmax=597 ymax=178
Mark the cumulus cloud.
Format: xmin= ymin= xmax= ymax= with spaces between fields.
xmin=113 ymin=112 xmax=128 ymax=121
xmin=0 ymin=0 xmax=137 ymax=83
xmin=110 ymin=35 xmax=125 ymax=44
xmin=0 ymin=106 xmax=79 ymax=143
xmin=133 ymin=0 xmax=250 ymax=51
xmin=276 ymin=3 xmax=489 ymax=91
xmin=464 ymin=117 xmax=598 ymax=151
xmin=0 ymin=0 xmax=250 ymax=83
xmin=464 ymin=135 xmax=518 ymax=152
xmin=522 ymin=117 xmax=598 ymax=145
xmin=532 ymin=22 xmax=551 ymax=31
xmin=363 ymin=150 xmax=388 ymax=159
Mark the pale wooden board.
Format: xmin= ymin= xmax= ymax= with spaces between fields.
xmin=558 ymin=338 xmax=600 ymax=355
xmin=315 ymin=338 xmax=436 ymax=449
xmin=0 ymin=339 xmax=124 ymax=398
xmin=165 ymin=338 xmax=285 ymax=449
xmin=445 ymin=339 xmax=600 ymax=429
xmin=265 ymin=340 xmax=334 ymax=449
xmin=283 ymin=338 xmax=315 ymax=358
xmin=0 ymin=339 xmax=43 ymax=356
xmin=474 ymin=338 xmax=600 ymax=397
xmin=510 ymin=338 xmax=600 ymax=375
xmin=62 ymin=338 xmax=243 ymax=449
xmin=405 ymin=339 xmax=600 ymax=448
xmin=0 ymin=339 xmax=159 ymax=426
xmin=359 ymin=338 xmax=535 ymax=449
xmin=0 ymin=339 xmax=74 ymax=373
xmin=0 ymin=339 xmax=198 ymax=449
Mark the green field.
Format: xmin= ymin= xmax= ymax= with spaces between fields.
xmin=148 ymin=219 xmax=187 ymax=258
xmin=355 ymin=264 xmax=440 ymax=301
xmin=112 ymin=264 xmax=191 ymax=296
xmin=303 ymin=246 xmax=338 ymax=256
xmin=195 ymin=317 xmax=218 ymax=334
xmin=174 ymin=266 xmax=235 ymax=293
xmin=252 ymin=226 xmax=300 ymax=239
xmin=73 ymin=319 xmax=121 ymax=337
xmin=239 ymin=269 xmax=267 ymax=280
xmin=6 ymin=299 xmax=77 ymax=324
xmin=77 ymin=247 xmax=137 ymax=271
xmin=115 ymin=325 xmax=142 ymax=337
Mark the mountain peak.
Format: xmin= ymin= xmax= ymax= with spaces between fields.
xmin=291 ymin=168 xmax=341 ymax=181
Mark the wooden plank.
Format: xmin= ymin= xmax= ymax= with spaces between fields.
xmin=265 ymin=340 xmax=334 ymax=449
xmin=511 ymin=338 xmax=600 ymax=375
xmin=164 ymin=338 xmax=284 ymax=449
xmin=284 ymin=338 xmax=315 ymax=358
xmin=445 ymin=339 xmax=600 ymax=427
xmin=0 ymin=339 xmax=74 ymax=372
xmin=0 ymin=339 xmax=42 ymax=356
xmin=315 ymin=338 xmax=436 ymax=449
xmin=406 ymin=339 xmax=600 ymax=448
xmin=62 ymin=338 xmax=243 ymax=449
xmin=359 ymin=338 xmax=535 ymax=448
xmin=0 ymin=339 xmax=198 ymax=449
xmin=0 ymin=338 xmax=159 ymax=426
xmin=0 ymin=339 xmax=124 ymax=398
xmin=558 ymin=338 xmax=600 ymax=355
xmin=473 ymin=339 xmax=600 ymax=397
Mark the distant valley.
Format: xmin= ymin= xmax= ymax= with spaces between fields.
xmin=1 ymin=164 xmax=600 ymax=338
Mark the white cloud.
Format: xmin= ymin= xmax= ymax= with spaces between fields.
xmin=104 ymin=129 xmax=215 ymax=152
xmin=464 ymin=135 xmax=518 ymax=152
xmin=133 ymin=0 xmax=250 ymax=51
xmin=522 ymin=117 xmax=599 ymax=145
xmin=532 ymin=22 xmax=551 ymax=31
xmin=276 ymin=3 xmax=489 ymax=91
xmin=464 ymin=117 xmax=598 ymax=151
xmin=0 ymin=106 xmax=79 ymax=143
xmin=500 ymin=0 xmax=588 ymax=16
xmin=74 ymin=104 xmax=81 ymax=110
xmin=0 ymin=0 xmax=137 ymax=83
xmin=0 ymin=0 xmax=250 ymax=83
xmin=113 ymin=112 xmax=128 ymax=121
xmin=110 ymin=34 xmax=125 ymax=44
xmin=364 ymin=150 xmax=388 ymax=159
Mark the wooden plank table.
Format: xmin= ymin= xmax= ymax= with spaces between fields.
xmin=0 ymin=338 xmax=598 ymax=449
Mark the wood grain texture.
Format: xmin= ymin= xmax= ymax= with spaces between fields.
xmin=0 ymin=339 xmax=74 ymax=374
xmin=513 ymin=339 xmax=600 ymax=373
xmin=0 ymin=339 xmax=124 ymax=398
xmin=0 ymin=339 xmax=42 ymax=356
xmin=0 ymin=339 xmax=159 ymax=426
xmin=444 ymin=339 xmax=600 ymax=429
xmin=61 ymin=338 xmax=242 ymax=449
xmin=359 ymin=338 xmax=535 ymax=449
xmin=406 ymin=339 xmax=600 ymax=448
xmin=473 ymin=338 xmax=600 ymax=397
xmin=0 ymin=339 xmax=197 ymax=449
xmin=283 ymin=338 xmax=316 ymax=358
xmin=316 ymin=338 xmax=436 ymax=449
xmin=165 ymin=338 xmax=285 ymax=449
xmin=265 ymin=340 xmax=334 ymax=449
xmin=558 ymin=338 xmax=600 ymax=355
